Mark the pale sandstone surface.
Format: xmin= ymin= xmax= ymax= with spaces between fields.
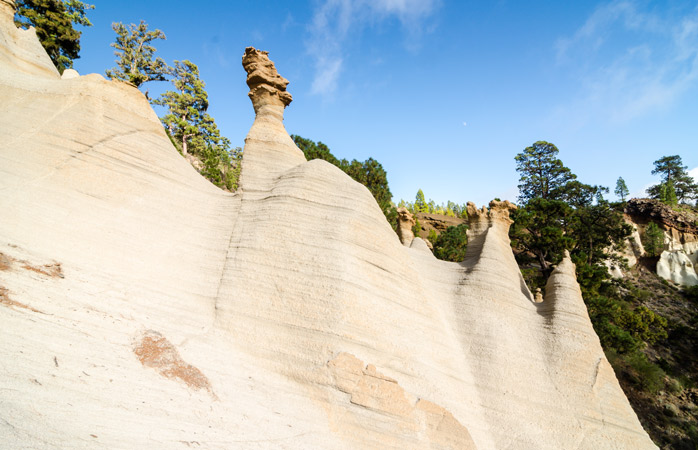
xmin=0 ymin=8 xmax=656 ymax=449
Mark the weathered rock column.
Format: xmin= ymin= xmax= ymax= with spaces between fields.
xmin=396 ymin=207 xmax=415 ymax=246
xmin=238 ymin=47 xmax=305 ymax=192
xmin=242 ymin=47 xmax=293 ymax=120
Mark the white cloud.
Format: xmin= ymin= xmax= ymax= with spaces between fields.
xmin=306 ymin=0 xmax=440 ymax=95
xmin=554 ymin=1 xmax=698 ymax=125
xmin=689 ymin=167 xmax=698 ymax=182
xmin=462 ymin=121 xmax=467 ymax=126
xmin=311 ymin=57 xmax=343 ymax=95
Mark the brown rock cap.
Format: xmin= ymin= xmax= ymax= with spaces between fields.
xmin=242 ymin=47 xmax=292 ymax=115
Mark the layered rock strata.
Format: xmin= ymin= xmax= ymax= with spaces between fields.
xmin=0 ymin=10 xmax=656 ymax=448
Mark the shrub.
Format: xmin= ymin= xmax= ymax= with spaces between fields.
xmin=684 ymin=285 xmax=698 ymax=302
xmin=433 ymin=224 xmax=468 ymax=262
xmin=427 ymin=229 xmax=438 ymax=246
xmin=625 ymin=352 xmax=666 ymax=394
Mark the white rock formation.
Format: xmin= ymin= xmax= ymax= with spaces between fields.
xmin=0 ymin=7 xmax=656 ymax=449
xmin=657 ymin=251 xmax=698 ymax=287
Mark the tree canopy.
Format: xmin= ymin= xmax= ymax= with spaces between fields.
xmin=646 ymin=155 xmax=698 ymax=204
xmin=105 ymin=20 xmax=169 ymax=89
xmin=515 ymin=141 xmax=576 ymax=203
xmin=14 ymin=0 xmax=94 ymax=73
xmin=511 ymin=141 xmax=631 ymax=277
xmin=155 ymin=60 xmax=237 ymax=190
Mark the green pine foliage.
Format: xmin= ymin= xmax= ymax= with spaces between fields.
xmin=432 ymin=224 xmax=469 ymax=262
xmin=412 ymin=218 xmax=421 ymax=238
xmin=399 ymin=191 xmax=467 ymax=218
xmin=647 ymin=155 xmax=698 ymax=204
xmin=615 ymin=176 xmax=629 ymax=202
xmin=426 ymin=229 xmax=438 ymax=246
xmin=642 ymin=222 xmax=665 ymax=257
xmin=155 ymin=60 xmax=239 ymax=190
xmin=14 ymin=0 xmax=94 ymax=73
xmin=415 ymin=189 xmax=428 ymax=213
xmin=105 ymin=21 xmax=169 ymax=89
xmin=665 ymin=179 xmax=678 ymax=206
xmin=514 ymin=141 xmax=576 ymax=203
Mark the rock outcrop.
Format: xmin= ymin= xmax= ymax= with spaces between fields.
xmin=396 ymin=207 xmax=415 ymax=246
xmin=624 ymin=198 xmax=698 ymax=286
xmin=0 ymin=9 xmax=656 ymax=447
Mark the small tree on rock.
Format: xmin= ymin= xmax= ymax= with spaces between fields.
xmin=105 ymin=21 xmax=169 ymax=89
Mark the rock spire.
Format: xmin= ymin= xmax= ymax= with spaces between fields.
xmin=242 ymin=47 xmax=292 ymax=118
xmin=396 ymin=207 xmax=415 ymax=246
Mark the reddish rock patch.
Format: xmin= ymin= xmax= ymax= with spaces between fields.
xmin=134 ymin=330 xmax=213 ymax=394
xmin=0 ymin=286 xmax=43 ymax=313
xmin=21 ymin=262 xmax=63 ymax=278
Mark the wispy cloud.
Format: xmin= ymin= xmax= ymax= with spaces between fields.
xmin=554 ymin=1 xmax=698 ymax=125
xmin=307 ymin=0 xmax=440 ymax=95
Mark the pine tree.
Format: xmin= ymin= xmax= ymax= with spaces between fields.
xmin=642 ymin=222 xmax=665 ymax=257
xmin=14 ymin=0 xmax=94 ymax=73
xmin=415 ymin=189 xmax=428 ymax=213
xmin=154 ymin=60 xmax=209 ymax=156
xmin=515 ymin=141 xmax=576 ymax=203
xmin=155 ymin=60 xmax=237 ymax=190
xmin=614 ymin=177 xmax=629 ymax=202
xmin=105 ymin=21 xmax=169 ymax=89
xmin=646 ymin=155 xmax=698 ymax=203
xmin=665 ymin=179 xmax=678 ymax=206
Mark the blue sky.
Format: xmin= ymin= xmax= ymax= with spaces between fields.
xmin=70 ymin=0 xmax=698 ymax=206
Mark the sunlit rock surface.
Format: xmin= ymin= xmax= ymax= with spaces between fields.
xmin=0 ymin=6 xmax=656 ymax=448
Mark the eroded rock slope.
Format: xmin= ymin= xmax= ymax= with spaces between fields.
xmin=0 ymin=4 xmax=655 ymax=448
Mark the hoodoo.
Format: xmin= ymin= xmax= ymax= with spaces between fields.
xmin=0 ymin=4 xmax=656 ymax=445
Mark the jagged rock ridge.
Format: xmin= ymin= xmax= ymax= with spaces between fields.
xmin=0 ymin=6 xmax=656 ymax=448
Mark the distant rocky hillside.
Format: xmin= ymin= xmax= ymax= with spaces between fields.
xmin=414 ymin=212 xmax=466 ymax=240
xmin=623 ymin=198 xmax=698 ymax=287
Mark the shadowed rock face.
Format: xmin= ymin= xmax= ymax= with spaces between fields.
xmin=0 ymin=13 xmax=657 ymax=449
